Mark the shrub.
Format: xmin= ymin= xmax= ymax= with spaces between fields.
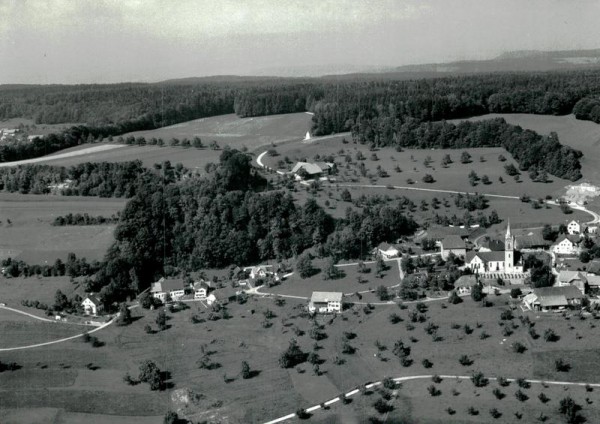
xmin=431 ymin=375 xmax=442 ymax=383
xmin=489 ymin=408 xmax=502 ymax=419
xmin=515 ymin=389 xmax=529 ymax=402
xmin=512 ymin=342 xmax=527 ymax=353
xmin=446 ymin=407 xmax=456 ymax=415
xmin=372 ymin=398 xmax=393 ymax=413
xmin=467 ymin=406 xmax=479 ymax=416
xmin=427 ymin=385 xmax=441 ymax=396
xmin=492 ymin=388 xmax=505 ymax=399
xmin=510 ymin=288 xmax=522 ymax=298
xmin=459 ymin=355 xmax=474 ymax=366
xmin=471 ymin=371 xmax=489 ymax=387
xmin=544 ymin=329 xmax=559 ymax=342
xmin=516 ymin=378 xmax=531 ymax=389
xmin=555 ymin=358 xmax=571 ymax=372
xmin=382 ymin=377 xmax=399 ymax=390
xmin=422 ymin=358 xmax=433 ymax=369
xmin=497 ymin=376 xmax=510 ymax=387
xmin=538 ymin=392 xmax=550 ymax=403
xmin=296 ymin=408 xmax=310 ymax=419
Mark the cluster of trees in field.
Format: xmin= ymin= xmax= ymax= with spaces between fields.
xmin=92 ymin=150 xmax=417 ymax=304
xmin=573 ymin=97 xmax=600 ymax=124
xmin=0 ymin=160 xmax=165 ymax=197
xmin=2 ymin=253 xmax=102 ymax=279
xmin=52 ymin=212 xmax=120 ymax=226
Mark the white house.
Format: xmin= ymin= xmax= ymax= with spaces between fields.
xmin=439 ymin=235 xmax=466 ymax=260
xmin=192 ymin=280 xmax=209 ymax=299
xmin=567 ymin=220 xmax=582 ymax=235
xmin=206 ymin=293 xmax=218 ymax=306
xmin=377 ymin=242 xmax=399 ymax=259
xmin=151 ymin=277 xmax=185 ymax=302
xmin=245 ymin=265 xmax=269 ymax=280
xmin=81 ymin=294 xmax=103 ymax=316
xmin=308 ymin=291 xmax=343 ymax=314
xmin=552 ymin=235 xmax=581 ymax=255
xmin=453 ymin=275 xmax=479 ymax=295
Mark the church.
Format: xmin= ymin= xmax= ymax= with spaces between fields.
xmin=466 ymin=221 xmax=524 ymax=274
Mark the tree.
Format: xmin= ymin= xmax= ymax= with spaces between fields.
xmin=241 ymin=361 xmax=251 ymax=379
xmin=448 ymin=290 xmax=462 ymax=304
xmin=504 ymin=163 xmax=519 ymax=176
xmin=322 ymin=257 xmax=341 ymax=280
xmin=471 ymin=283 xmax=484 ymax=302
xmin=375 ymin=256 xmax=387 ymax=277
xmin=376 ymin=285 xmax=390 ymax=301
xmin=468 ymin=170 xmax=479 ymax=186
xmin=341 ymin=189 xmax=352 ymax=202
xmin=559 ymin=396 xmax=582 ymax=424
xmin=481 ymin=175 xmax=491 ymax=185
xmin=163 ymin=411 xmax=179 ymax=424
xmin=296 ymin=251 xmax=315 ymax=279
xmin=460 ymin=151 xmax=472 ymax=163
xmin=138 ymin=360 xmax=162 ymax=390
xmin=279 ymin=339 xmax=306 ymax=368
xmin=542 ymin=224 xmax=557 ymax=241
xmin=510 ymin=288 xmax=522 ymax=299
xmin=156 ymin=309 xmax=167 ymax=331
xmin=422 ymin=174 xmax=435 ymax=183
xmin=54 ymin=289 xmax=70 ymax=311
xmin=116 ymin=302 xmax=132 ymax=326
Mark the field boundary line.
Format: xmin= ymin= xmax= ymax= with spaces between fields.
xmin=263 ymin=374 xmax=600 ymax=424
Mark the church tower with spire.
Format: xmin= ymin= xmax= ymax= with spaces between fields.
xmin=505 ymin=219 xmax=515 ymax=271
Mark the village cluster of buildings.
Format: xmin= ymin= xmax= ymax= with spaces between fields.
xmin=0 ymin=128 xmax=43 ymax=143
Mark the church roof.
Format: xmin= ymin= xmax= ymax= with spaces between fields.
xmin=467 ymin=251 xmax=505 ymax=264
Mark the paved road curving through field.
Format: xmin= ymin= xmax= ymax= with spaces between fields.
xmin=262 ymin=374 xmax=600 ymax=424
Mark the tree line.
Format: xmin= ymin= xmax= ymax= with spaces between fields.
xmin=52 ymin=212 xmax=120 ymax=226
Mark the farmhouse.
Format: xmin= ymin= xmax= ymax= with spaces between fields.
xmin=453 ymin=275 xmax=479 ymax=295
xmin=420 ymin=226 xmax=469 ymax=242
xmin=466 ymin=222 xmax=524 ymax=274
xmin=151 ymin=277 xmax=185 ymax=302
xmin=477 ymin=238 xmax=504 ymax=252
xmin=81 ymin=294 xmax=103 ymax=316
xmin=291 ymin=161 xmax=333 ymax=180
xmin=522 ymin=286 xmax=583 ymax=311
xmin=439 ymin=235 xmax=466 ymax=260
xmin=556 ymin=270 xmax=587 ymax=294
xmin=567 ymin=220 xmax=582 ymax=235
xmin=587 ymin=260 xmax=600 ymax=275
xmin=376 ymin=242 xmax=399 ymax=259
xmin=552 ymin=235 xmax=581 ymax=255
xmin=308 ymin=291 xmax=343 ymax=314
xmin=192 ymin=280 xmax=210 ymax=299
xmin=245 ymin=265 xmax=269 ymax=279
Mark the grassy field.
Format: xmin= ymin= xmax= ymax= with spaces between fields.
xmin=0 ymin=276 xmax=79 ymax=309
xmin=0 ymin=193 xmax=126 ymax=262
xmin=1 ymin=291 xmax=599 ymax=422
xmin=27 ymin=112 xmax=312 ymax=170
xmin=0 ymin=310 xmax=84 ymax=348
xmin=264 ymin=259 xmax=400 ymax=298
xmin=263 ymin=137 xmax=574 ymax=200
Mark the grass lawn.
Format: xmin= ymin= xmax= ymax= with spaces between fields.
xmin=0 ymin=276 xmax=79 ymax=309
xmin=0 ymin=320 xmax=85 ymax=348
xmin=1 ymin=292 xmax=599 ymax=422
xmin=264 ymin=259 xmax=401 ymax=298
xmin=0 ymin=193 xmax=125 ymax=262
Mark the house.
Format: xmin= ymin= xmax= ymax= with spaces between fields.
xmin=308 ymin=291 xmax=343 ymax=314
xmin=376 ymin=242 xmax=399 ymax=259
xmin=587 ymin=260 xmax=600 ymax=275
xmin=82 ymin=294 xmax=103 ymax=315
xmin=420 ymin=226 xmax=469 ymax=243
xmin=453 ymin=275 xmax=479 ymax=295
xmin=291 ymin=162 xmax=333 ymax=180
xmin=151 ymin=277 xmax=185 ymax=302
xmin=567 ymin=220 xmax=582 ymax=235
xmin=206 ymin=293 xmax=218 ymax=306
xmin=245 ymin=265 xmax=269 ymax=280
xmin=585 ymin=274 xmax=600 ymax=295
xmin=523 ymin=286 xmax=584 ymax=311
xmin=477 ymin=238 xmax=505 ymax=252
xmin=27 ymin=135 xmax=43 ymax=141
xmin=440 ymin=235 xmax=466 ymax=260
xmin=192 ymin=280 xmax=210 ymax=299
xmin=556 ymin=270 xmax=587 ymax=294
xmin=552 ymin=235 xmax=581 ymax=255
xmin=515 ymin=231 xmax=552 ymax=250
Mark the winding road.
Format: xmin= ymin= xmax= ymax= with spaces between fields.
xmin=263 ymin=374 xmax=600 ymax=424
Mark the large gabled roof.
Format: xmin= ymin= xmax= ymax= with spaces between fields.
xmin=310 ymin=291 xmax=343 ymax=303
xmin=441 ymin=235 xmax=465 ymax=249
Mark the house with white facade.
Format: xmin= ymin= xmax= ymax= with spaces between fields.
xmin=453 ymin=275 xmax=479 ymax=295
xmin=82 ymin=294 xmax=103 ymax=315
xmin=523 ymin=286 xmax=583 ymax=311
xmin=567 ymin=220 xmax=582 ymax=235
xmin=192 ymin=280 xmax=210 ymax=299
xmin=376 ymin=242 xmax=399 ymax=259
xmin=291 ymin=162 xmax=333 ymax=180
xmin=556 ymin=270 xmax=587 ymax=294
xmin=308 ymin=291 xmax=343 ymax=314
xmin=552 ymin=235 xmax=581 ymax=255
xmin=151 ymin=277 xmax=185 ymax=302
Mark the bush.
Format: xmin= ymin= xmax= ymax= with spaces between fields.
xmin=555 ymin=358 xmax=571 ymax=372
xmin=512 ymin=342 xmax=527 ymax=353
xmin=372 ymin=398 xmax=393 ymax=413
xmin=489 ymin=408 xmax=502 ymax=419
xmin=422 ymin=358 xmax=433 ymax=369
xmin=427 ymin=384 xmax=441 ymax=396
xmin=516 ymin=378 xmax=531 ymax=389
xmin=544 ymin=328 xmax=559 ymax=342
xmin=459 ymin=355 xmax=474 ymax=366
xmin=471 ymin=371 xmax=489 ymax=387
xmin=538 ymin=392 xmax=550 ymax=403
xmin=493 ymin=388 xmax=505 ymax=399
xmin=515 ymin=389 xmax=528 ymax=402
xmin=510 ymin=288 xmax=522 ymax=299
xmin=296 ymin=408 xmax=310 ymax=419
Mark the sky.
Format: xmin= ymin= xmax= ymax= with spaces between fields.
xmin=1 ymin=0 xmax=599 ymax=84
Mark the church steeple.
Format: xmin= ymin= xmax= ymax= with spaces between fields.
xmin=506 ymin=218 xmax=511 ymax=237
xmin=505 ymin=219 xmax=514 ymax=271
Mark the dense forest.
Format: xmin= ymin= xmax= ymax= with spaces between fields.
xmin=2 ymin=70 xmax=600 ymax=169
xmin=0 ymin=160 xmax=176 ymax=197
xmin=94 ymin=150 xmax=417 ymax=304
